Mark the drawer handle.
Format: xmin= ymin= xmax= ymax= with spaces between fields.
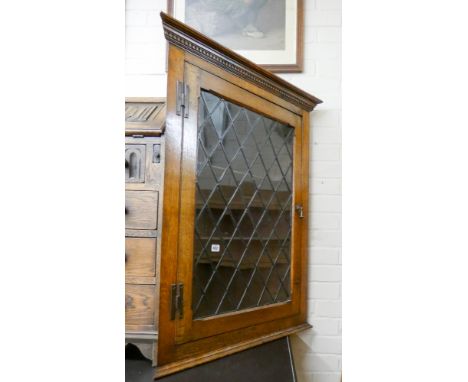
xmin=125 ymin=207 xmax=128 ymax=215
xmin=125 ymin=253 xmax=128 ymax=262
xmin=125 ymin=159 xmax=129 ymax=169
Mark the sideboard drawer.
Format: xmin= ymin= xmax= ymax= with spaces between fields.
xmin=125 ymin=237 xmax=156 ymax=277
xmin=125 ymin=284 xmax=156 ymax=328
xmin=125 ymin=191 xmax=158 ymax=229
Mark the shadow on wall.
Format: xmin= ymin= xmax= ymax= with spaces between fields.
xmin=290 ymin=333 xmax=342 ymax=381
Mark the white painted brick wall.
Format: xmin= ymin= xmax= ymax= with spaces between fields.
xmin=126 ymin=1 xmax=342 ymax=381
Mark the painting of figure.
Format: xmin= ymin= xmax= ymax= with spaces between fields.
xmin=169 ymin=0 xmax=303 ymax=72
xmin=184 ymin=0 xmax=285 ymax=51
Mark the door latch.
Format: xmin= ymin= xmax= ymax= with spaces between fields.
xmin=295 ymin=204 xmax=304 ymax=219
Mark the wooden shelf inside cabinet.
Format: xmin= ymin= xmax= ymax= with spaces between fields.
xmin=198 ymin=236 xmax=289 ymax=241
xmin=196 ymin=235 xmax=290 ymax=268
xmin=197 ymin=256 xmax=289 ymax=269
xmin=197 ymin=186 xmax=292 ymax=211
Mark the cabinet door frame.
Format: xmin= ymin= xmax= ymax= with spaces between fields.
xmin=157 ymin=45 xmax=310 ymax=376
xmin=175 ymin=62 xmax=303 ymax=344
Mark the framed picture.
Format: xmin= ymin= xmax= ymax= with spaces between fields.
xmin=167 ymin=0 xmax=304 ymax=73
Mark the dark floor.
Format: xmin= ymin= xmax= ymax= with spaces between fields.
xmin=126 ymin=337 xmax=296 ymax=382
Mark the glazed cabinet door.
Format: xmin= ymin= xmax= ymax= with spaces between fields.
xmin=158 ymin=53 xmax=309 ymax=374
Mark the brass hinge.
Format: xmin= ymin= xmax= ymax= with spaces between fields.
xmin=170 ymin=283 xmax=184 ymax=320
xmin=176 ymin=80 xmax=189 ymax=118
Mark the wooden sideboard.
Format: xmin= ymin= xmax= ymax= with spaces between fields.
xmin=125 ymin=98 xmax=165 ymax=363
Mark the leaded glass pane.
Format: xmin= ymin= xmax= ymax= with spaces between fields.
xmin=192 ymin=90 xmax=294 ymax=319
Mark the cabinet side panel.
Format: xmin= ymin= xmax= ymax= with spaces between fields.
xmin=300 ymin=110 xmax=310 ymax=321
xmin=157 ymin=44 xmax=186 ymax=366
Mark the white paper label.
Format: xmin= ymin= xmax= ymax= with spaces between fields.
xmin=211 ymin=244 xmax=220 ymax=252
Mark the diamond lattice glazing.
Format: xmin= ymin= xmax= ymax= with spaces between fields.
xmin=192 ymin=90 xmax=294 ymax=319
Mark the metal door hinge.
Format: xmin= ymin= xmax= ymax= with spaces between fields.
xmin=176 ymin=81 xmax=189 ymax=118
xmin=170 ymin=283 xmax=184 ymax=320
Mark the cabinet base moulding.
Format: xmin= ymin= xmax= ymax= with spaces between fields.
xmin=154 ymin=323 xmax=311 ymax=379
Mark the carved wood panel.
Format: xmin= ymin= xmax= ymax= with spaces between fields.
xmin=126 ymin=144 xmax=146 ymax=183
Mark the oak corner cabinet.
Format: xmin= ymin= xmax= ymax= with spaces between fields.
xmin=125 ymin=12 xmax=322 ymax=379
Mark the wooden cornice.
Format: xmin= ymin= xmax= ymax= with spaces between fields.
xmin=160 ymin=12 xmax=322 ymax=112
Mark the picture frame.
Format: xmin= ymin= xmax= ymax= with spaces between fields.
xmin=167 ymin=0 xmax=304 ymax=73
